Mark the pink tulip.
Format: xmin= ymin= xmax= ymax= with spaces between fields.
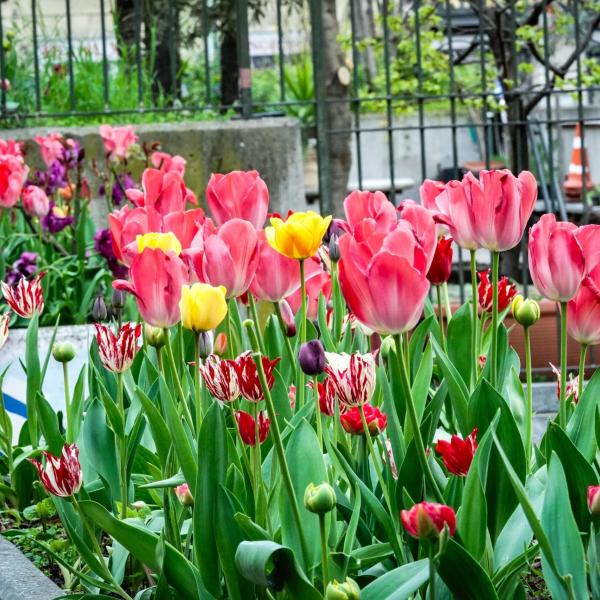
xmin=206 ymin=170 xmax=269 ymax=228
xmin=113 ymin=248 xmax=189 ymax=328
xmin=191 ymin=219 xmax=259 ymax=299
xmin=250 ymin=231 xmax=300 ymax=302
xmin=151 ymin=151 xmax=186 ymax=175
xmin=343 ymin=190 xmax=397 ymax=233
xmin=99 ymin=124 xmax=138 ymax=161
xmin=21 ymin=185 xmax=50 ymax=217
xmin=109 ymin=205 xmax=150 ymax=265
xmin=576 ymin=225 xmax=600 ymax=273
xmin=419 ymin=179 xmax=446 ymax=210
xmin=0 ymin=139 xmax=23 ymax=157
xmin=567 ymin=264 xmax=600 ymax=346
xmin=528 ymin=214 xmax=585 ymax=302
xmin=397 ymin=199 xmax=438 ymax=272
xmin=338 ymin=220 xmax=430 ymax=334
xmin=0 ymin=154 xmax=28 ymax=208
xmin=285 ymin=256 xmax=331 ymax=320
xmin=34 ymin=133 xmax=65 ymax=167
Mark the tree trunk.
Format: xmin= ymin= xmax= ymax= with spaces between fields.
xmin=220 ymin=28 xmax=238 ymax=107
xmin=114 ymin=0 xmax=136 ymax=56
xmin=152 ymin=1 xmax=181 ymax=100
xmin=322 ymin=0 xmax=352 ymax=218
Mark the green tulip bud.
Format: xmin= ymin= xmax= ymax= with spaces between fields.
xmin=52 ymin=341 xmax=76 ymax=363
xmin=144 ymin=323 xmax=167 ymax=348
xmin=325 ymin=578 xmax=361 ymax=600
xmin=304 ymin=482 xmax=336 ymax=515
xmin=511 ymin=295 xmax=541 ymax=328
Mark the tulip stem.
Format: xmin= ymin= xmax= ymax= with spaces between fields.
xmin=318 ymin=513 xmax=329 ymax=591
xmin=578 ymin=344 xmax=587 ymax=402
xmin=394 ymin=334 xmax=444 ymax=503
xmin=71 ymin=496 xmax=134 ymax=600
xmin=194 ymin=334 xmax=202 ymax=429
xmin=331 ymin=261 xmax=343 ymax=343
xmin=428 ymin=543 xmax=437 ymax=600
xmin=436 ymin=285 xmax=446 ymax=352
xmin=559 ymin=302 xmax=568 ymax=428
xmin=62 ymin=362 xmax=72 ymax=443
xmin=470 ymin=250 xmax=479 ymax=388
xmin=524 ymin=327 xmax=533 ymax=468
xmin=490 ymin=251 xmax=500 ymax=388
xmin=273 ymin=302 xmax=298 ymax=381
xmin=229 ymin=404 xmax=253 ymax=481
xmin=298 ymin=259 xmax=307 ymax=409
xmin=163 ymin=329 xmax=195 ymax=431
xmin=117 ymin=372 xmax=128 ymax=520
xmin=244 ymin=320 xmax=310 ymax=568
xmin=248 ymin=293 xmax=267 ymax=355
xmin=313 ymin=375 xmax=323 ymax=452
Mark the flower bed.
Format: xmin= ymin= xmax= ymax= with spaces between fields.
xmin=1 ymin=164 xmax=600 ymax=599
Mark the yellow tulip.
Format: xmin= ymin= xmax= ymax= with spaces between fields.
xmin=137 ymin=232 xmax=182 ymax=255
xmin=179 ymin=283 xmax=228 ymax=332
xmin=265 ymin=211 xmax=332 ymax=260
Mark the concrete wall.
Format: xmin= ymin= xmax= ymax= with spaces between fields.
xmin=1 ymin=117 xmax=306 ymax=219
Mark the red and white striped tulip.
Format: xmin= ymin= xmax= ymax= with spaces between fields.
xmin=94 ymin=322 xmax=142 ymax=373
xmin=324 ymin=351 xmax=376 ymax=408
xmin=1 ymin=272 xmax=46 ymax=318
xmin=29 ymin=444 xmax=83 ymax=497
xmin=234 ymin=351 xmax=280 ymax=403
xmin=0 ymin=313 xmax=8 ymax=350
xmin=199 ymin=354 xmax=240 ymax=403
xmin=235 ymin=410 xmax=270 ymax=446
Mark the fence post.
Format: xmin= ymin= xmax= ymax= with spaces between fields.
xmin=236 ymin=0 xmax=252 ymax=118
xmin=308 ymin=0 xmax=332 ymax=215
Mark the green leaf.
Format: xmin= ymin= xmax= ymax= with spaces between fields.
xmin=25 ymin=314 xmax=40 ymax=445
xmin=280 ymin=419 xmax=326 ymax=570
xmin=409 ymin=315 xmax=434 ymax=377
xmin=405 ymin=342 xmax=432 ymax=444
xmin=235 ymin=540 xmax=321 ymax=600
xmin=438 ymin=539 xmax=499 ymax=600
xmin=447 ymin=302 xmax=473 ymax=385
xmin=567 ymin=367 xmax=600 ymax=461
xmin=78 ymin=500 xmax=211 ymax=600
xmin=540 ymin=453 xmax=587 ymax=600
xmin=36 ymin=393 xmax=64 ymax=454
xmin=135 ymin=387 xmax=171 ymax=467
xmin=194 ymin=402 xmax=228 ymax=596
xmin=361 ymin=559 xmax=429 ymax=600
xmin=69 ymin=366 xmax=87 ymax=442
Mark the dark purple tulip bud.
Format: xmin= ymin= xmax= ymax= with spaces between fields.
xmin=198 ymin=331 xmax=213 ymax=360
xmin=298 ymin=339 xmax=326 ymax=375
xmin=91 ymin=295 xmax=108 ymax=322
xmin=112 ymin=288 xmax=126 ymax=310
xmin=329 ymin=234 xmax=340 ymax=263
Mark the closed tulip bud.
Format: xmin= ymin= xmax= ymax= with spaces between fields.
xmin=144 ymin=323 xmax=167 ymax=348
xmin=325 ymin=578 xmax=361 ymax=600
xmin=298 ymin=339 xmax=326 ymax=375
xmin=304 ymin=482 xmax=336 ymax=515
xmin=588 ymin=485 xmax=600 ymax=516
xmin=175 ymin=483 xmax=194 ymax=507
xmin=198 ymin=331 xmax=213 ymax=359
xmin=214 ymin=332 xmax=228 ymax=356
xmin=111 ymin=288 xmax=126 ymax=310
xmin=52 ymin=341 xmax=76 ymax=363
xmin=511 ymin=295 xmax=540 ymax=328
xmin=91 ymin=295 xmax=108 ymax=322
xmin=329 ymin=235 xmax=340 ymax=263
xmin=279 ymin=299 xmax=297 ymax=337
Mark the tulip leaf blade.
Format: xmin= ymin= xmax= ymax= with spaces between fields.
xmin=25 ymin=313 xmax=40 ymax=446
xmin=446 ymin=301 xmax=473 ymax=385
xmin=566 ymin=365 xmax=600 ymax=461
xmin=234 ymin=540 xmax=321 ymax=600
xmin=361 ymin=558 xmax=429 ymax=600
xmin=134 ymin=387 xmax=171 ymax=468
xmin=78 ymin=500 xmax=209 ymax=600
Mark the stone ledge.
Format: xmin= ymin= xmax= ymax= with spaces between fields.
xmin=0 ymin=537 xmax=62 ymax=599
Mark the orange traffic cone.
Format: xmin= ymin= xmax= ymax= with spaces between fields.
xmin=564 ymin=123 xmax=595 ymax=200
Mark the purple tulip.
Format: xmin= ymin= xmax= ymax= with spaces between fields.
xmin=298 ymin=339 xmax=326 ymax=375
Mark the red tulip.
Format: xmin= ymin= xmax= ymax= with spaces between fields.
xmin=285 ymin=256 xmax=332 ymax=321
xmin=0 ymin=153 xmax=28 ymax=208
xmin=435 ymin=428 xmax=478 ymax=476
xmin=338 ymin=220 xmax=430 ymax=334
xmin=22 ymin=185 xmax=50 ymax=217
xmin=343 ymin=190 xmax=397 ymax=234
xmin=1 ymin=271 xmax=45 ymax=318
xmin=400 ymin=501 xmax=456 ymax=539
xmin=94 ymin=322 xmax=142 ymax=372
xmin=99 ymin=124 xmax=138 ymax=161
xmin=427 ymin=236 xmax=453 ymax=285
xmin=206 ymin=170 xmax=269 ymax=228
xmin=250 ymin=231 xmax=299 ymax=302
xmin=234 ymin=351 xmax=281 ymax=402
xmin=528 ymin=214 xmax=585 ymax=302
xmin=324 ymin=352 xmax=376 ymax=408
xmin=477 ymin=269 xmax=517 ymax=313
xmin=30 ymin=444 xmax=83 ymax=497
xmin=317 ymin=378 xmax=337 ymax=416
xmin=188 ymin=219 xmax=259 ymax=299
xmin=113 ymin=248 xmax=189 ymax=328
xmin=340 ymin=403 xmax=387 ymax=436
xmin=235 ymin=410 xmax=270 ymax=446
xmin=588 ymin=485 xmax=600 ymax=515
xmin=199 ymin=354 xmax=240 ymax=402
